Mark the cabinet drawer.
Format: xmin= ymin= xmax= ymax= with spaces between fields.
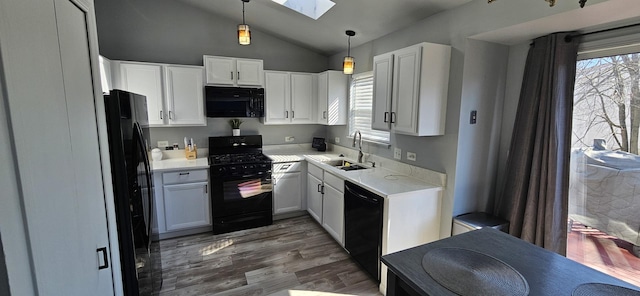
xmin=324 ymin=172 xmax=344 ymax=193
xmin=163 ymin=169 xmax=208 ymax=184
xmin=308 ymin=163 xmax=323 ymax=179
xmin=273 ymin=162 xmax=301 ymax=173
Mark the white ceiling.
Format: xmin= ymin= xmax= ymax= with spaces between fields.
xmin=177 ymin=0 xmax=474 ymax=56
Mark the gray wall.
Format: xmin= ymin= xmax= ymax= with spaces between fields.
xmin=454 ymin=39 xmax=509 ymax=215
xmin=95 ymin=0 xmax=329 ymax=72
xmin=495 ymin=42 xmax=530 ymax=204
xmin=149 ymin=118 xmax=326 ymax=149
xmin=326 ymin=0 xmax=599 ymax=237
xmin=95 ymin=0 xmax=336 ymax=148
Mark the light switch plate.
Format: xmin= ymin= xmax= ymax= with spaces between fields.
xmin=335 ymin=137 xmax=340 ymax=143
xmin=394 ymin=148 xmax=402 ymax=160
xmin=285 ymin=136 xmax=295 ymax=142
xmin=157 ymin=141 xmax=169 ymax=148
xmin=407 ymin=152 xmax=417 ymax=161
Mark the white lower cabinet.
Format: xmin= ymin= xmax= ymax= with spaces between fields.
xmin=307 ymin=173 xmax=323 ymax=223
xmin=153 ymin=168 xmax=212 ymax=239
xmin=163 ymin=182 xmax=210 ymax=231
xmin=306 ymin=163 xmax=345 ymax=246
xmin=321 ymin=173 xmax=344 ymax=245
xmin=273 ymin=162 xmax=304 ymax=214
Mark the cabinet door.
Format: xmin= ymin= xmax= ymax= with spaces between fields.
xmin=99 ymin=55 xmax=112 ymax=94
xmin=322 ymin=183 xmax=344 ymax=246
xmin=391 ymin=46 xmax=422 ymax=134
xmin=163 ymin=182 xmax=211 ymax=231
xmin=264 ymin=71 xmax=291 ymax=124
xmin=165 ymin=65 xmax=206 ymax=126
xmin=273 ymin=172 xmax=302 ymax=214
xmin=290 ymin=73 xmax=315 ymax=124
xmin=325 ymin=71 xmax=348 ymax=125
xmin=236 ymin=59 xmax=264 ymax=86
xmin=317 ymin=72 xmax=328 ymax=124
xmin=119 ymin=62 xmax=165 ymax=126
xmin=307 ymin=173 xmax=323 ymax=223
xmin=204 ymin=56 xmax=235 ymax=85
xmin=372 ymin=53 xmax=394 ymax=131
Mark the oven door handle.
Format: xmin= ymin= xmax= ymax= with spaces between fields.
xmin=239 ymin=173 xmax=271 ymax=179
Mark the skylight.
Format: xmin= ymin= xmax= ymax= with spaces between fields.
xmin=271 ymin=0 xmax=335 ymax=20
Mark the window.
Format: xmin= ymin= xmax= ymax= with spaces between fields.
xmin=348 ymin=72 xmax=390 ymax=144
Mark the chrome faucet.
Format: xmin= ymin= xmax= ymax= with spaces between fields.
xmin=352 ymin=130 xmax=363 ymax=163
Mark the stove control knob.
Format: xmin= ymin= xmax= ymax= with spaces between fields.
xmin=215 ymin=167 xmax=226 ymax=174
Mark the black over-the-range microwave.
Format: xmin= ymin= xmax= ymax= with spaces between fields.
xmin=205 ymin=86 xmax=265 ymax=118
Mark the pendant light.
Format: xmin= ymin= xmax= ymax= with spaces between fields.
xmin=343 ymin=30 xmax=355 ymax=75
xmin=238 ymin=0 xmax=251 ymax=45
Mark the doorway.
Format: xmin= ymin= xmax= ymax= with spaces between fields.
xmin=568 ymin=50 xmax=640 ymax=286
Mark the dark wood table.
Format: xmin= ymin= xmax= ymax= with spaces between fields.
xmin=381 ymin=227 xmax=640 ymax=296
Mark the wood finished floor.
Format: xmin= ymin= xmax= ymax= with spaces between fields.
xmin=157 ymin=215 xmax=382 ymax=296
xmin=567 ymin=221 xmax=640 ymax=288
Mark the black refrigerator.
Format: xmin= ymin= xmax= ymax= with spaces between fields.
xmin=104 ymin=89 xmax=162 ymax=295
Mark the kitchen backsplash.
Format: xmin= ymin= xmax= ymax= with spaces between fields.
xmin=148 ymin=117 xmax=326 ymax=149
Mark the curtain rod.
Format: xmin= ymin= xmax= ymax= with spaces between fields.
xmin=565 ymin=22 xmax=640 ymax=42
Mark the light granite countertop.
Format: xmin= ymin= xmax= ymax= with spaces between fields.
xmin=263 ymin=144 xmax=444 ymax=197
xmin=150 ymin=144 xmax=445 ymax=197
xmin=150 ymin=157 xmax=209 ymax=172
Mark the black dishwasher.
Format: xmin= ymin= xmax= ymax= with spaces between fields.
xmin=344 ymin=181 xmax=384 ymax=282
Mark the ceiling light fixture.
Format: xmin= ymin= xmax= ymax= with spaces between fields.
xmin=238 ymin=0 xmax=251 ymax=45
xmin=343 ymin=30 xmax=355 ymax=75
xmin=488 ymin=0 xmax=587 ymax=8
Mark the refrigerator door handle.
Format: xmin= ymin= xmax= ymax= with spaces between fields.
xmin=97 ymin=247 xmax=109 ymax=270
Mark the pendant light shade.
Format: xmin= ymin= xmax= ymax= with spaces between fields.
xmin=343 ymin=56 xmax=354 ymax=75
xmin=238 ymin=24 xmax=250 ymax=45
xmin=238 ymin=0 xmax=251 ymax=45
xmin=343 ymin=30 xmax=355 ymax=74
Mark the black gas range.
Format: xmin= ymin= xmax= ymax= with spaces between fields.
xmin=208 ymin=135 xmax=273 ymax=234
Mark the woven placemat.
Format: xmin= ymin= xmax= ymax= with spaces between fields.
xmin=573 ymin=283 xmax=640 ymax=296
xmin=421 ymin=247 xmax=529 ymax=296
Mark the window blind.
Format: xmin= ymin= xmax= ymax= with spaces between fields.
xmin=349 ymin=72 xmax=390 ymax=144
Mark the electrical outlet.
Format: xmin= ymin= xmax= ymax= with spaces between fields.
xmin=157 ymin=141 xmax=169 ymax=148
xmin=285 ymin=136 xmax=295 ymax=142
xmin=335 ymin=137 xmax=340 ymax=143
xmin=394 ymin=148 xmax=402 ymax=160
xmin=407 ymin=152 xmax=417 ymax=161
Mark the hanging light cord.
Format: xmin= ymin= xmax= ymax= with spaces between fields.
xmin=242 ymin=1 xmax=246 ymax=25
xmin=347 ymin=35 xmax=351 ymax=57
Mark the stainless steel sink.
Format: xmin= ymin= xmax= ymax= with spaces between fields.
xmin=322 ymin=159 xmax=370 ymax=171
xmin=339 ymin=165 xmax=369 ymax=171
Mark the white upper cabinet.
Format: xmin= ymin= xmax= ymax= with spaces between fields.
xmin=290 ymin=73 xmax=315 ymax=124
xmin=165 ymin=65 xmax=206 ymax=126
xmin=317 ymin=70 xmax=348 ymax=125
xmin=371 ymin=53 xmax=394 ymax=131
xmin=204 ymin=55 xmax=264 ymax=87
xmin=372 ymin=42 xmax=451 ymax=136
xmin=263 ymin=71 xmax=316 ymax=125
xmin=263 ymin=71 xmax=290 ymax=124
xmin=115 ymin=61 xmax=206 ymax=127
xmin=117 ymin=62 xmax=165 ymax=126
xmin=99 ymin=55 xmax=113 ymax=94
